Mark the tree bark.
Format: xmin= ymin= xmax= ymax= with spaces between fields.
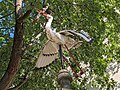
xmin=0 ymin=0 xmax=23 ymax=90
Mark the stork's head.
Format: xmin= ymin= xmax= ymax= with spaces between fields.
xmin=38 ymin=10 xmax=53 ymax=29
xmin=39 ymin=10 xmax=53 ymax=20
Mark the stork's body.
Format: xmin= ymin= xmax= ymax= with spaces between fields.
xmin=45 ymin=15 xmax=74 ymax=45
xmin=35 ymin=12 xmax=93 ymax=68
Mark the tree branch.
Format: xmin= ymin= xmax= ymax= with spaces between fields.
xmin=22 ymin=32 xmax=44 ymax=52
xmin=7 ymin=1 xmax=15 ymax=6
xmin=8 ymin=74 xmax=29 ymax=90
xmin=0 ymin=11 xmax=15 ymax=19
xmin=0 ymin=26 xmax=15 ymax=30
xmin=8 ymin=66 xmax=37 ymax=90
xmin=18 ymin=10 xmax=32 ymax=22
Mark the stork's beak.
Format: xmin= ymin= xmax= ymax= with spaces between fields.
xmin=41 ymin=13 xmax=48 ymax=17
xmin=36 ymin=9 xmax=48 ymax=17
xmin=79 ymin=30 xmax=94 ymax=43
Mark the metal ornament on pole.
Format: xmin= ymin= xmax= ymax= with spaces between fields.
xmin=57 ymin=69 xmax=72 ymax=90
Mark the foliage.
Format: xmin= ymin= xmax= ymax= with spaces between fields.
xmin=0 ymin=0 xmax=120 ymax=90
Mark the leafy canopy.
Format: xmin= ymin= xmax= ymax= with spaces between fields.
xmin=0 ymin=0 xmax=120 ymax=89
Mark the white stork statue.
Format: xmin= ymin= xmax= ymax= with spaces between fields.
xmin=35 ymin=10 xmax=93 ymax=68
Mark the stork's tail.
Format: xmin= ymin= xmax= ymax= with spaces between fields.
xmin=65 ymin=30 xmax=94 ymax=43
xmin=79 ymin=30 xmax=94 ymax=43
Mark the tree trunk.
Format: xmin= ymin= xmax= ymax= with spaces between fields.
xmin=0 ymin=0 xmax=23 ymax=90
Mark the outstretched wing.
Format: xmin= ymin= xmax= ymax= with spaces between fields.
xmin=35 ymin=41 xmax=58 ymax=68
xmin=59 ymin=30 xmax=83 ymax=49
xmin=59 ymin=30 xmax=76 ymax=36
xmin=60 ymin=30 xmax=93 ymax=42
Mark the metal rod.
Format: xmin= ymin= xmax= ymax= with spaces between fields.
xmin=64 ymin=44 xmax=82 ymax=73
xmin=59 ymin=45 xmax=64 ymax=69
xmin=63 ymin=56 xmax=79 ymax=78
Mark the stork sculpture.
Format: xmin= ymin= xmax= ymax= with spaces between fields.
xmin=35 ymin=9 xmax=93 ymax=68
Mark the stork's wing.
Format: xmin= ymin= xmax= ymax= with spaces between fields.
xmin=59 ymin=30 xmax=76 ymax=36
xmin=35 ymin=41 xmax=58 ymax=68
xmin=60 ymin=30 xmax=93 ymax=42
xmin=59 ymin=30 xmax=82 ymax=38
xmin=59 ymin=30 xmax=83 ymax=49
xmin=59 ymin=30 xmax=80 ymax=40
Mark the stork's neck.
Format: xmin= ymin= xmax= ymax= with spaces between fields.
xmin=45 ymin=15 xmax=53 ymax=30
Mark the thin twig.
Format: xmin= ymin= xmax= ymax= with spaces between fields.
xmin=0 ymin=26 xmax=15 ymax=30
xmin=8 ymin=75 xmax=29 ymax=90
xmin=6 ymin=0 xmax=15 ymax=6
xmin=0 ymin=11 xmax=15 ymax=19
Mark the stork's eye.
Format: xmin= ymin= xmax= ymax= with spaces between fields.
xmin=47 ymin=17 xmax=51 ymax=19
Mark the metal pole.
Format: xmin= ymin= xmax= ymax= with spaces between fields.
xmin=59 ymin=45 xmax=64 ymax=69
xmin=58 ymin=46 xmax=72 ymax=89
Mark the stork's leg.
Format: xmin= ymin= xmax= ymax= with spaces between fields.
xmin=59 ymin=45 xmax=64 ymax=69
xmin=64 ymin=44 xmax=84 ymax=75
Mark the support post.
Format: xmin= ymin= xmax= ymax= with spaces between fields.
xmin=57 ymin=69 xmax=72 ymax=90
xmin=59 ymin=45 xmax=64 ymax=69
